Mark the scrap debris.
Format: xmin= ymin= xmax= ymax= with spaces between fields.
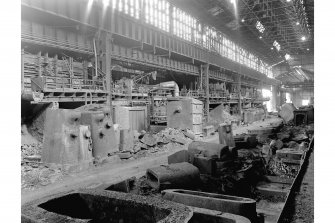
xmin=21 ymin=126 xmax=65 ymax=191
xmin=216 ymin=124 xmax=312 ymax=198
xmin=21 ymin=165 xmax=64 ymax=190
xmin=267 ymin=158 xmax=297 ymax=178
xmin=117 ymin=128 xmax=194 ymax=159
xmin=137 ymin=123 xmax=313 ymax=200
xmin=21 ymin=143 xmax=41 ymax=161
xmin=109 ymin=122 xmax=314 ymax=201
xmin=21 ymin=110 xmax=313 ymax=201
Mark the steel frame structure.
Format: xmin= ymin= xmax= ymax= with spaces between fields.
xmin=170 ymin=0 xmax=313 ymax=68
xmin=21 ymin=0 xmax=279 ymax=110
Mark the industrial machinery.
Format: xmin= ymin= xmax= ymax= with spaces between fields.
xmin=42 ymin=108 xmax=93 ymax=171
xmin=166 ymin=97 xmax=203 ymax=137
xmin=149 ymin=81 xmax=180 ymax=125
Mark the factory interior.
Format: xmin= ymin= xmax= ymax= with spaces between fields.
xmin=3 ymin=0 xmax=335 ymax=222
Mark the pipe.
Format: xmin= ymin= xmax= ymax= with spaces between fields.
xmin=157 ymin=81 xmax=180 ymax=97
xmin=190 ymin=207 xmax=251 ymax=223
xmin=269 ymin=60 xmax=285 ymax=68
xmin=162 ymin=189 xmax=257 ymax=223
xmin=21 ymin=49 xmax=25 ymax=92
xmin=93 ymin=38 xmax=98 ymax=78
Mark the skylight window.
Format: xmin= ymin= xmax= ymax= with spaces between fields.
xmin=273 ymin=40 xmax=281 ymax=51
xmin=256 ymin=21 xmax=265 ymax=33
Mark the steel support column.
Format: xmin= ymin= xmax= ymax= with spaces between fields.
xmin=201 ymin=63 xmax=210 ymax=122
xmin=237 ymin=74 xmax=242 ymax=116
xmin=21 ymin=49 xmax=24 ymax=92
xmin=100 ymin=32 xmax=112 ymax=108
xmin=37 ymin=51 xmax=41 ymax=77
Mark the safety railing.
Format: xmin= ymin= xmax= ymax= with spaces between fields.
xmin=179 ymin=90 xmax=205 ymax=98
xmin=21 ymin=32 xmax=93 ymax=54
xmin=43 ymin=76 xmax=105 ymax=91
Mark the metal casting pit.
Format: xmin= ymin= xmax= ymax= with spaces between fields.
xmin=162 ymin=189 xmax=257 ymax=222
xmin=104 ymin=177 xmax=136 ymax=193
xmin=22 ymin=189 xmax=193 ymax=223
xmin=189 ymin=207 xmax=251 ymax=223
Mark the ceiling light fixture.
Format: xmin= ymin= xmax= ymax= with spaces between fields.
xmin=256 ymin=21 xmax=265 ymax=33
xmin=103 ymin=0 xmax=110 ymax=6
xmin=285 ymin=53 xmax=291 ymax=60
xmin=273 ymin=40 xmax=280 ymax=51
xmin=230 ymin=0 xmax=236 ymax=5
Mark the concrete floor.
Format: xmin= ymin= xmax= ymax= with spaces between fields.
xmin=22 ymin=147 xmax=177 ymax=205
xmin=282 ymin=150 xmax=314 ymax=223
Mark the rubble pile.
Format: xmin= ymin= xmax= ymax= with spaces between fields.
xmin=21 ymin=150 xmax=65 ymax=191
xmin=279 ymin=125 xmax=310 ymax=144
xmin=21 ymin=143 xmax=41 ymax=160
xmin=260 ymin=124 xmax=312 ymax=176
xmin=132 ymin=176 xmax=160 ymax=196
xmin=21 ymin=164 xmax=64 ymax=190
xmin=102 ymin=122 xmax=313 ymax=210
xmin=267 ymin=158 xmax=296 ymax=178
xmin=117 ymin=128 xmax=194 ymax=159
xmin=215 ymin=148 xmax=266 ymax=197
xmin=21 ymin=125 xmax=65 ymax=191
xmin=26 ymin=109 xmax=47 ymax=143
xmin=203 ymin=123 xmax=312 ymax=198
xmin=156 ymin=128 xmax=194 ymax=144
xmin=21 ymin=125 xmax=42 ymax=161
